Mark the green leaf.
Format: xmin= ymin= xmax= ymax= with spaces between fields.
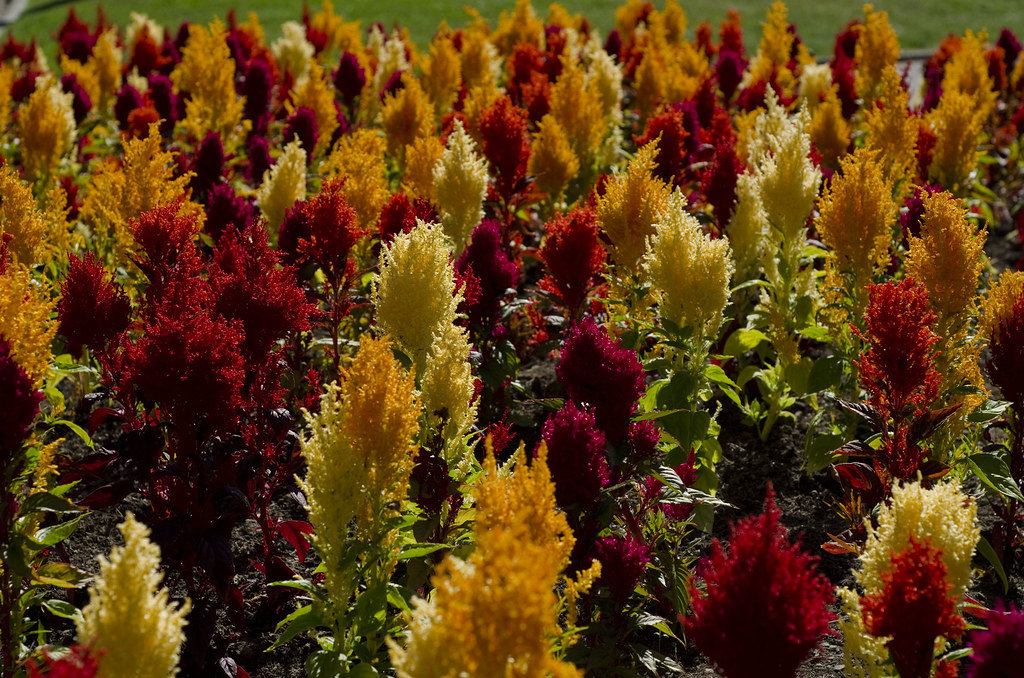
xmin=658 ymin=410 xmax=710 ymax=453
xmin=783 ymin=359 xmax=811 ymax=396
xmin=805 ymin=434 xmax=845 ymax=473
xmin=386 ymin=583 xmax=414 ymax=614
xmin=34 ymin=562 xmax=91 ymax=589
xmin=968 ymin=400 xmax=1011 ymax=423
xmin=703 ymin=364 xmax=736 ymax=389
xmin=723 ymin=328 xmax=769 ymax=357
xmin=806 ymin=355 xmax=844 ymax=394
xmin=975 ymin=535 xmax=1008 ymax=594
xmin=43 ymin=599 xmax=83 ymax=622
xmin=797 ymin=325 xmax=831 ymax=342
xmin=397 ymin=543 xmax=449 ymax=560
xmin=269 ymin=579 xmax=319 ymax=596
xmin=50 ymin=420 xmax=94 ymax=449
xmin=306 ymin=649 xmax=344 ymax=678
xmin=33 ymin=514 xmax=86 ymax=548
xmin=20 ymin=492 xmax=80 ymax=515
xmin=268 ymin=604 xmax=324 ymax=651
xmin=967 ymin=453 xmax=1024 ymax=503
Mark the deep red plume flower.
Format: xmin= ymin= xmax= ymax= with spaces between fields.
xmin=854 ymin=279 xmax=940 ymax=421
xmin=60 ymin=73 xmax=92 ymax=125
xmin=594 ymin=533 xmax=650 ymax=601
xmin=129 ymin=25 xmax=170 ymax=75
xmin=284 ymin=106 xmax=319 ymax=160
xmin=203 ymin=182 xmax=258 ymax=241
xmin=57 ymin=9 xmax=98 ymax=62
xmin=27 ymin=644 xmax=100 ymax=678
xmin=455 ymin=219 xmax=519 ymax=330
xmin=295 ymin=178 xmax=366 ymax=283
xmin=700 ymin=124 xmax=743 ymax=231
xmin=131 ymin=201 xmax=201 ymax=278
xmin=334 ymin=51 xmax=366 ymax=108
xmin=862 ymin=535 xmax=966 ymax=678
xmin=147 ymin=73 xmax=178 ymax=134
xmin=0 ymin=338 xmax=43 ymax=454
xmin=539 ymin=207 xmax=606 ymax=313
xmin=58 ymin=253 xmax=133 ymax=357
xmin=988 ymin=294 xmax=1024 ymax=410
xmin=246 ymin=133 xmax=272 ymax=185
xmin=684 ymin=485 xmax=836 ymax=678
xmin=478 ymin=96 xmax=531 ymax=201
xmin=242 ymin=57 xmax=274 ymax=122
xmin=114 ymin=83 xmax=145 ymax=131
xmin=377 ymin=192 xmax=438 ymax=246
xmin=635 ymin=108 xmax=690 ymax=187
xmin=557 ymin=317 xmax=645 ymax=442
xmin=967 ymin=601 xmax=1024 ymax=678
xmin=190 ymin=131 xmax=225 ymax=198
xmin=541 ymin=401 xmax=610 ymax=509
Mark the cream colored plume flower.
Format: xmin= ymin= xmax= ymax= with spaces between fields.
xmin=77 ymin=513 xmax=190 ymax=678
xmin=372 ymin=219 xmax=462 ymax=369
xmin=643 ymin=192 xmax=735 ymax=342
xmin=726 ymin=171 xmax=769 ymax=280
xmin=255 ymin=140 xmax=306 ymax=229
xmin=420 ymin=322 xmax=477 ymax=453
xmin=272 ymin=21 xmax=315 ymax=84
xmin=433 ymin=120 xmax=488 ymax=253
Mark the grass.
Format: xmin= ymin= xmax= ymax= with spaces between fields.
xmin=7 ymin=0 xmax=1024 ymax=60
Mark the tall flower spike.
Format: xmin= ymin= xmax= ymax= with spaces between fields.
xmin=967 ymin=601 xmax=1024 ymax=678
xmin=528 ymin=115 xmax=579 ymax=200
xmin=171 ymin=19 xmax=244 ymax=141
xmin=18 ymin=76 xmax=76 ymax=181
xmin=59 ymin=253 xmax=132 ymax=358
xmin=77 ymin=513 xmax=190 ymax=678
xmin=596 ymin=139 xmax=673 ymax=273
xmin=419 ymin=322 xmax=477 ymax=454
xmin=300 ymin=334 xmax=420 ymax=610
xmin=373 ymin=220 xmax=461 ymax=371
xmin=0 ymin=264 xmax=57 ymax=389
xmin=854 ymin=4 xmax=900 ymax=102
xmin=433 ymin=120 xmax=488 ymax=254
xmin=256 ymin=140 xmax=307 ymax=230
xmin=322 ymin=128 xmax=390 ymax=233
xmin=685 ymin=485 xmax=836 ymax=678
xmin=538 ymin=206 xmax=606 ymax=313
xmin=642 ymin=191 xmax=734 ymax=345
xmin=0 ymin=164 xmax=46 ymax=266
xmin=926 ymin=89 xmax=985 ymax=191
xmin=0 ymin=338 xmax=43 ymax=454
xmin=381 ymin=76 xmax=434 ymax=161
xmin=863 ymin=67 xmax=918 ymax=190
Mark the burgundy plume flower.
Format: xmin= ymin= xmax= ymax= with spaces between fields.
xmin=246 ymin=133 xmax=272 ymax=185
xmin=899 ymin=185 xmax=941 ymax=240
xmin=997 ymin=29 xmax=1022 ymax=72
xmin=129 ymin=25 xmax=170 ymax=75
xmin=967 ymin=601 xmax=1024 ymax=678
xmin=627 ymin=418 xmax=661 ymax=464
xmin=684 ymin=485 xmax=836 ymax=678
xmin=541 ymin=401 xmax=610 ymax=509
xmin=988 ymin=294 xmax=1024 ymax=410
xmin=377 ymin=192 xmax=438 ymax=246
xmin=295 ymin=178 xmax=366 ymax=283
xmin=715 ymin=50 xmax=745 ymax=104
xmin=557 ymin=318 xmax=645 ymax=442
xmin=635 ymin=108 xmax=690 ymax=187
xmin=60 ymin=73 xmax=92 ymax=125
xmin=854 ymin=279 xmax=941 ymax=421
xmin=242 ymin=57 xmax=274 ymax=122
xmin=862 ymin=535 xmax=966 ymax=678
xmin=203 ymin=182 xmax=258 ymax=241
xmin=209 ymin=223 xmax=314 ymax=363
xmin=538 ymin=206 xmax=606 ymax=313
xmin=455 ymin=219 xmax=519 ymax=330
xmin=700 ymin=128 xmax=743 ymax=231
xmin=147 ymin=73 xmax=178 ymax=134
xmin=0 ymin=338 xmax=43 ymax=454
xmin=58 ymin=253 xmax=133 ymax=357
xmin=114 ymin=83 xmax=145 ymax=131
xmin=190 ymin=131 xmax=225 ymax=198
xmin=830 ymin=52 xmax=859 ymax=118
xmin=57 ymin=9 xmax=97 ymax=62
xmin=594 ymin=534 xmax=650 ymax=601
xmin=478 ymin=96 xmax=531 ymax=201
xmin=334 ymin=51 xmax=366 ymax=108
xmin=284 ymin=106 xmax=319 ymax=160
xmin=131 ymin=201 xmax=200 ymax=275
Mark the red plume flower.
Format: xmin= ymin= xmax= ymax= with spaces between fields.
xmin=861 ymin=535 xmax=967 ymax=678
xmin=685 ymin=485 xmax=836 ymax=678
xmin=634 ymin=107 xmax=690 ymax=187
xmin=27 ymin=644 xmax=100 ymax=678
xmin=455 ymin=219 xmax=520 ymax=330
xmin=594 ymin=533 xmax=650 ymax=602
xmin=0 ymin=338 xmax=43 ymax=454
xmin=538 ymin=206 xmax=606 ymax=314
xmin=58 ymin=253 xmax=132 ymax=357
xmin=541 ymin=401 xmax=610 ymax=509
xmin=478 ymin=95 xmax=531 ymax=202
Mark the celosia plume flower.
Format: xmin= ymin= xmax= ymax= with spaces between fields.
xmin=478 ymin=95 xmax=531 ymax=201
xmin=0 ymin=338 xmax=43 ymax=454
xmin=987 ymin=293 xmax=1024 ymax=408
xmin=256 ymin=139 xmax=307 ymax=230
xmin=293 ymin=178 xmax=366 ymax=282
xmin=433 ymin=120 xmax=488 ymax=253
xmin=58 ymin=253 xmax=132 ymax=357
xmin=634 ymin=107 xmax=690 ymax=187
xmin=77 ymin=513 xmax=190 ymax=678
xmin=557 ymin=318 xmax=645 ymax=442
xmin=455 ymin=219 xmax=519 ymax=330
xmin=967 ymin=601 xmax=1024 ymax=678
xmin=685 ymin=486 xmax=836 ymax=678
xmin=27 ymin=645 xmax=100 ymax=678
xmin=541 ymin=401 xmax=610 ymax=509
xmin=861 ymin=535 xmax=966 ymax=678
xmin=594 ymin=533 xmax=650 ymax=602
xmin=538 ymin=206 xmax=606 ymax=313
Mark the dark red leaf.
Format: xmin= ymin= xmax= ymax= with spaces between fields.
xmin=78 ymin=479 xmax=135 ymax=509
xmin=276 ymin=520 xmax=313 ymax=563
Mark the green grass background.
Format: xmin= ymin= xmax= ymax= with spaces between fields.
xmin=8 ymin=0 xmax=1024 ymax=59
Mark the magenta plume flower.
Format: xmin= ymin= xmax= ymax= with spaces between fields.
xmin=541 ymin=401 xmax=610 ymax=509
xmin=557 ymin=318 xmax=645 ymax=442
xmin=58 ymin=253 xmax=133 ymax=357
xmin=0 ymin=338 xmax=43 ymax=454
xmin=594 ymin=534 xmax=650 ymax=602
xmin=684 ymin=485 xmax=836 ymax=678
xmin=967 ymin=601 xmax=1024 ymax=678
xmin=455 ymin=219 xmax=519 ymax=330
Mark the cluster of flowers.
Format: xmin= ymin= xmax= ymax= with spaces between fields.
xmin=2 ymin=1 xmax=1024 ymax=676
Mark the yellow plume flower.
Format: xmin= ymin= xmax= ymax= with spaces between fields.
xmin=373 ymin=220 xmax=461 ymax=369
xmin=433 ymin=120 xmax=488 ymax=253
xmin=926 ymin=89 xmax=985 ymax=191
xmin=815 ymin=148 xmax=895 ymax=291
xmin=798 ymin=62 xmax=833 ymax=112
xmin=289 ymin=61 xmax=338 ymax=156
xmin=0 ymin=164 xmax=46 ymax=265
xmin=420 ymin=323 xmax=477 ymax=454
xmin=77 ymin=513 xmax=190 ymax=678
xmin=981 ymin=270 xmax=1024 ymax=344
xmin=862 ymin=68 xmax=918 ymax=191
xmin=300 ymin=334 xmax=420 ymax=609
xmin=659 ymin=0 xmax=687 ymax=44
xmin=726 ymin=171 xmax=769 ymax=279
xmin=906 ymin=191 xmax=987 ymax=319
xmin=491 ymin=0 xmax=545 ymax=56
xmin=634 ymin=25 xmax=708 ymax=116
xmin=421 ymin=32 xmax=461 ymax=114
xmin=403 ymin=134 xmax=444 ymax=201
xmin=744 ymin=1 xmax=796 ymax=94
xmin=461 ymin=79 xmax=500 ymax=138
xmin=255 ymin=140 xmax=307 ymax=230
xmin=584 ymin=38 xmax=624 ymax=121
xmin=643 ymin=192 xmax=735 ymax=343
xmin=597 ymin=140 xmax=673 ymax=272
xmin=0 ymin=64 xmax=14 ymax=132
xmin=18 ymin=76 xmax=75 ymax=181
xmin=91 ymin=29 xmax=122 ymax=111
xmin=322 ymin=129 xmax=389 ymax=233
xmin=272 ymin=21 xmax=315 ymax=84
xmin=172 ymin=19 xmax=245 ymax=141
xmin=80 ymin=124 xmax=194 ymax=260
xmin=0 ymin=264 xmax=56 ymax=389
xmin=549 ymin=55 xmax=606 ymax=168
xmin=810 ymin=86 xmax=851 ymax=168
xmin=381 ymin=75 xmax=435 ymax=162
xmin=529 ymin=114 xmax=579 ymax=200
xmin=459 ymin=24 xmax=500 ymax=91
xmin=307 ymin=1 xmax=354 ymax=55
xmin=942 ymin=30 xmax=997 ymax=119
xmin=389 ymin=441 xmax=583 ymax=678
xmin=854 ymin=5 xmax=900 ymax=102
xmin=615 ymin=0 xmax=650 ymax=37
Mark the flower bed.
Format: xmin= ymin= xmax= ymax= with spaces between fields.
xmin=1 ymin=1 xmax=1024 ymax=676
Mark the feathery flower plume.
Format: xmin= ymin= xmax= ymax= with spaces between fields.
xmin=538 ymin=206 xmax=606 ymax=313
xmin=926 ymin=89 xmax=985 ymax=191
xmin=548 ymin=55 xmax=606 ymax=168
xmin=863 ymin=67 xmax=918 ymax=190
xmin=0 ymin=264 xmax=57 ymax=389
xmin=300 ymin=334 xmax=420 ymax=609
xmin=77 ymin=513 xmax=190 ymax=678
xmin=419 ymin=321 xmax=477 ymax=451
xmin=18 ymin=76 xmax=76 ymax=181
xmin=967 ymin=601 xmax=1024 ymax=678
xmin=256 ymin=140 xmax=307 ymax=230
xmin=433 ymin=120 xmax=488 ymax=254
xmin=289 ymin=62 xmax=338 ymax=156
xmin=0 ymin=164 xmax=46 ymax=266
xmin=322 ymin=128 xmax=390 ymax=233
xmin=594 ymin=533 xmax=650 ymax=602
xmin=455 ymin=219 xmax=519 ymax=330
xmin=171 ymin=19 xmax=244 ymax=141
xmin=541 ymin=401 xmax=609 ymax=509
xmin=642 ymin=191 xmax=734 ymax=345
xmin=334 ymin=51 xmax=366 ymax=108
xmin=596 ymin=140 xmax=673 ymax=272
xmin=810 ymin=86 xmax=851 ymax=168
xmin=0 ymin=338 xmax=43 ymax=454
xmin=685 ymin=486 xmax=835 ymax=678
xmin=478 ymin=96 xmax=531 ymax=202
xmin=272 ymin=21 xmax=314 ymax=84
xmin=58 ymin=253 xmax=132 ymax=358
xmin=987 ymin=293 xmax=1024 ymax=409
xmin=854 ymin=5 xmax=900 ymax=102
xmin=528 ymin=114 xmax=579 ymax=200
xmin=942 ymin=30 xmax=998 ymax=119
xmin=421 ymin=32 xmax=461 ymax=114
xmin=373 ymin=220 xmax=461 ymax=370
